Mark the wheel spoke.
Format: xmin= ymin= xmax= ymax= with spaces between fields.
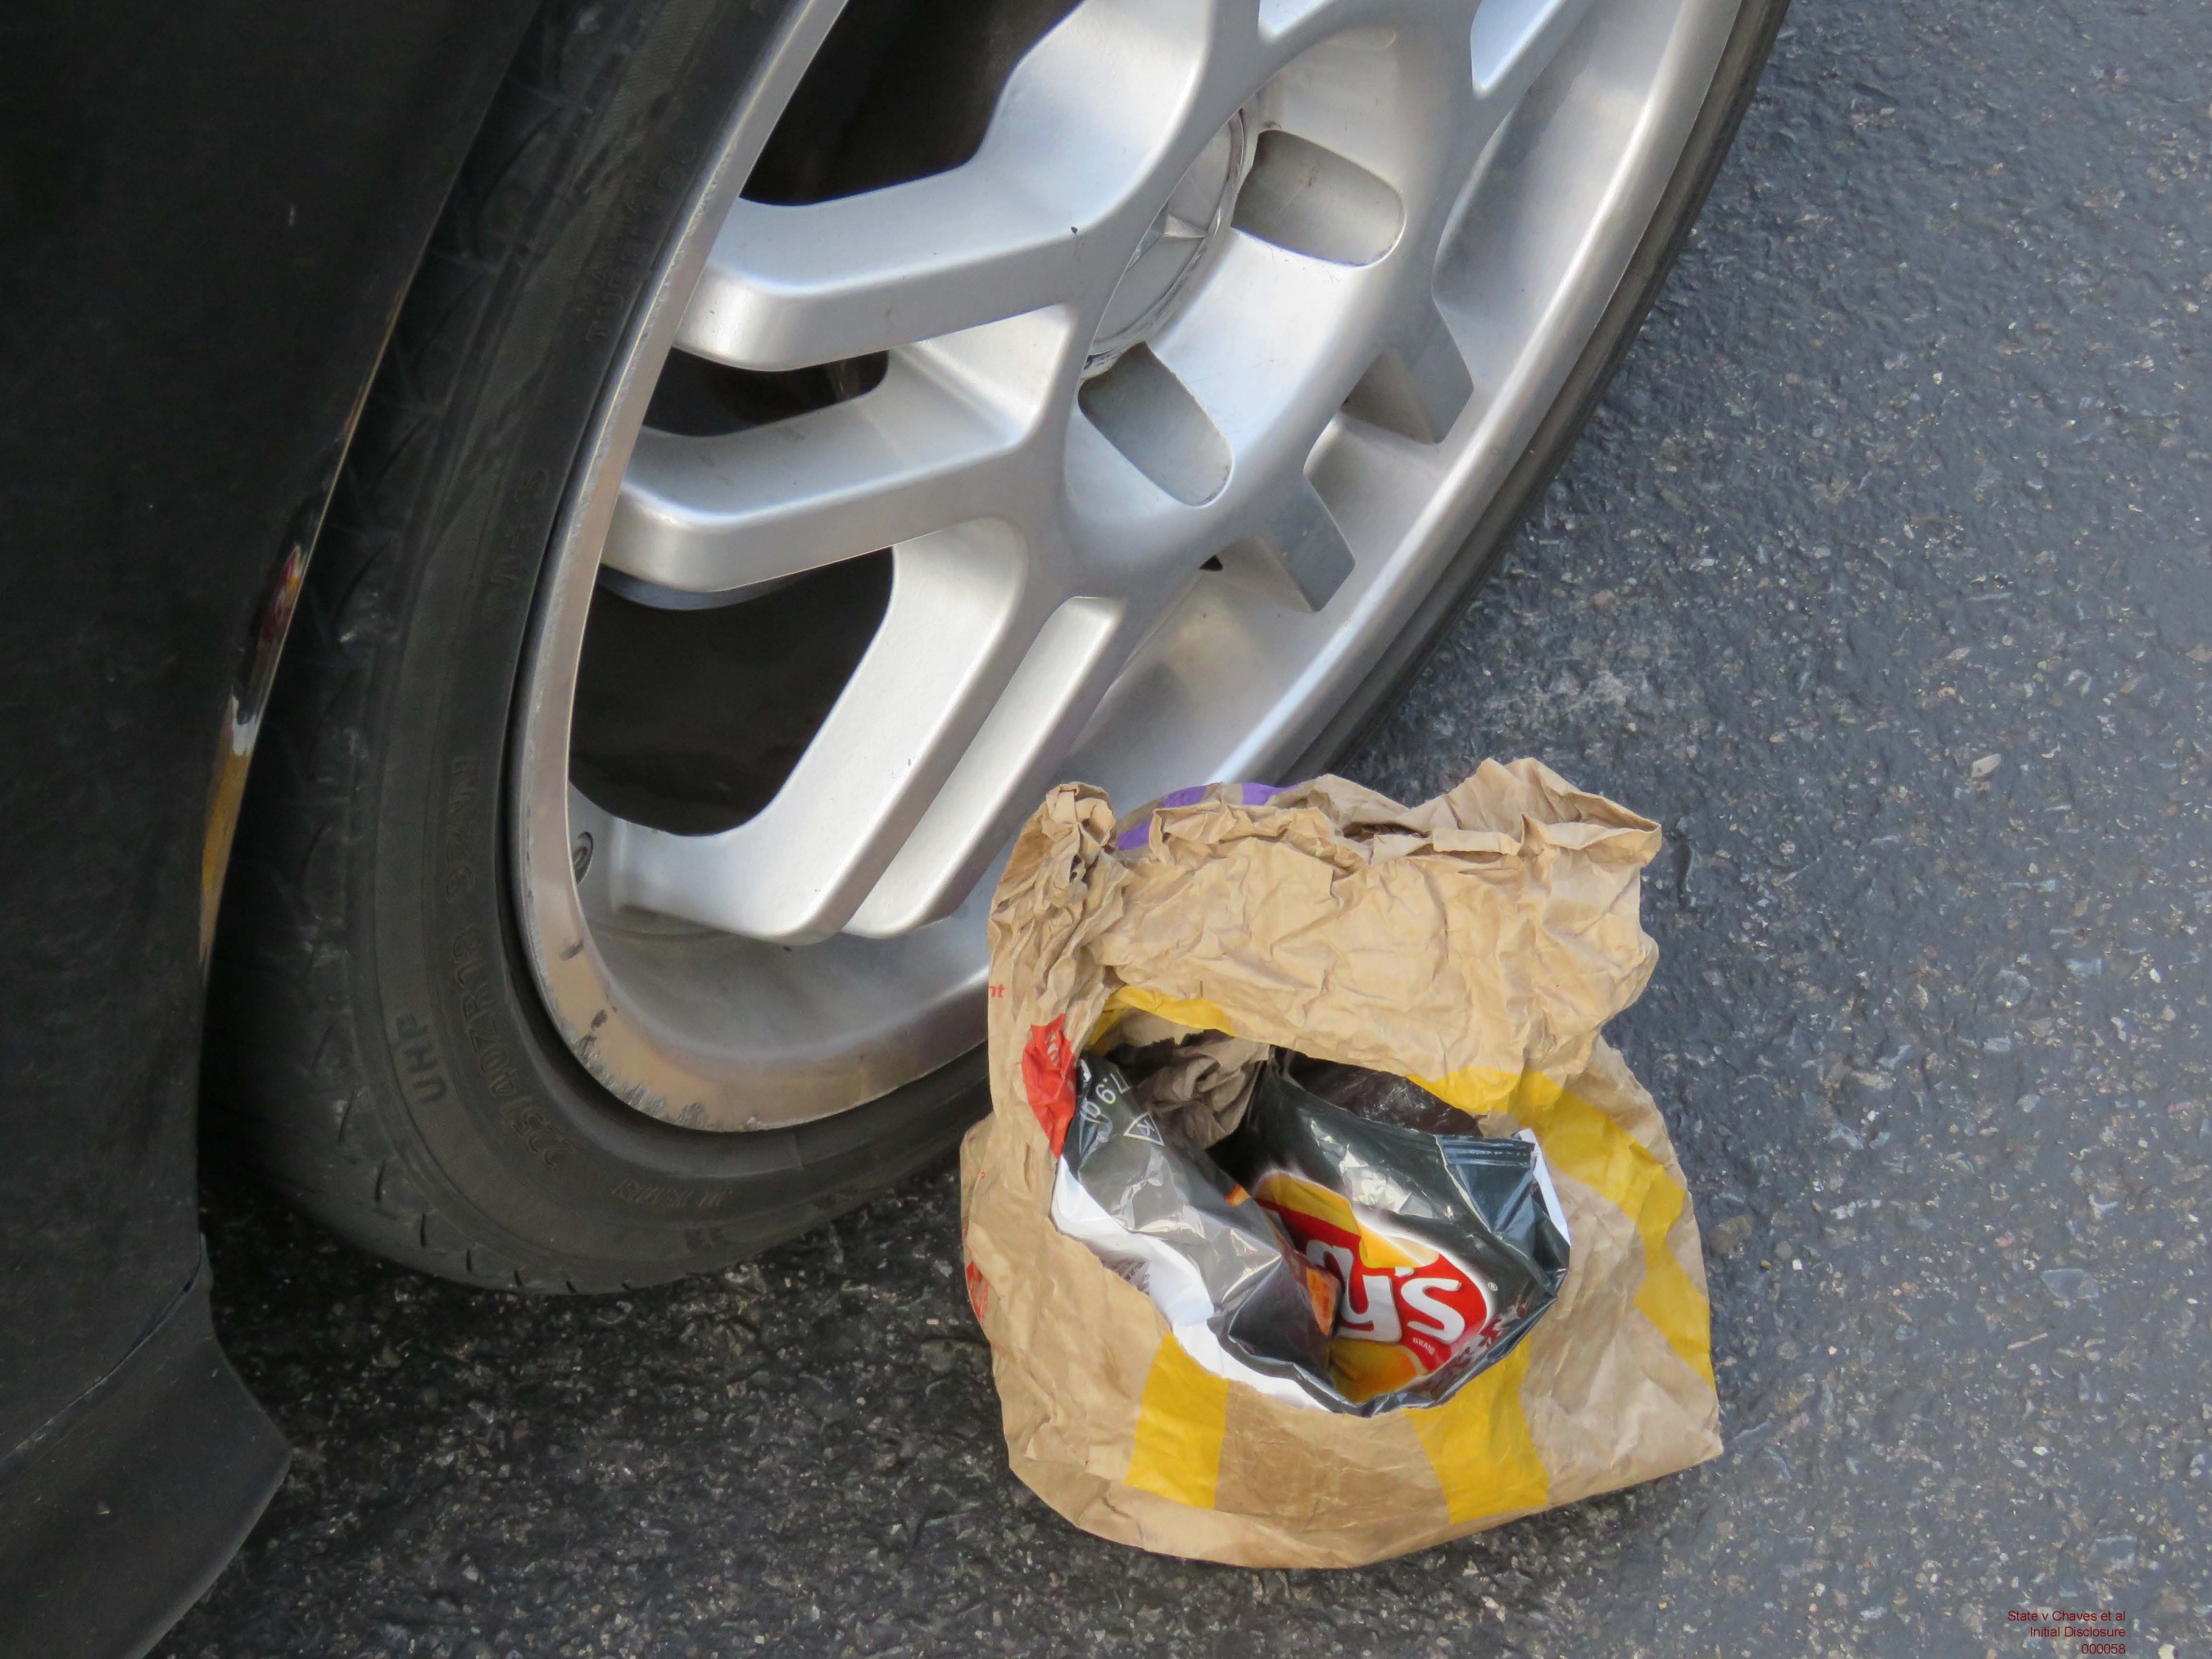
xmin=605 ymin=521 xmax=1058 ymax=945
xmin=606 ymin=311 xmax=1071 ymax=595
xmin=1254 ymin=0 xmax=1424 ymax=52
xmin=846 ymin=594 xmax=1131 ymax=936
xmin=1344 ymin=293 xmax=1478 ymax=442
xmin=1262 ymin=0 xmax=1604 ymax=191
xmin=1213 ymin=476 xmax=1355 ymax=610
xmin=1144 ymin=227 xmax=1375 ymax=470
xmin=1469 ymin=0 xmax=1604 ymax=109
xmin=1257 ymin=10 xmax=1475 ymax=210
xmin=678 ymin=0 xmax=1219 ymax=371
xmin=679 ymin=187 xmax=1089 ymax=374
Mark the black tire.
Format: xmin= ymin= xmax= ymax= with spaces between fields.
xmin=206 ymin=0 xmax=983 ymax=1294
xmin=207 ymin=0 xmax=1785 ymax=1292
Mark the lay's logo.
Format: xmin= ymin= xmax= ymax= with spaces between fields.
xmin=1253 ymin=1172 xmax=1499 ymax=1403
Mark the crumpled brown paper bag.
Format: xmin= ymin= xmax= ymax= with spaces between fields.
xmin=959 ymin=761 xmax=1721 ymax=1568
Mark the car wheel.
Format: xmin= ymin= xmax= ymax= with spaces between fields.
xmin=208 ymin=0 xmax=1787 ymax=1290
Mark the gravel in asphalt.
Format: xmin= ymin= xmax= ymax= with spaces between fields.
xmin=163 ymin=0 xmax=2211 ymax=1652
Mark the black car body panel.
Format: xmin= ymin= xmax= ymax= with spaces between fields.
xmin=0 ymin=1 xmax=535 ymax=1649
xmin=0 ymin=1257 xmax=282 ymax=1656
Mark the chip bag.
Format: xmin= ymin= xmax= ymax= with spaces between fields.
xmin=959 ymin=763 xmax=1721 ymax=1567
xmin=1211 ymin=1069 xmax=1572 ymax=1412
xmin=1051 ymin=1055 xmax=1340 ymax=1404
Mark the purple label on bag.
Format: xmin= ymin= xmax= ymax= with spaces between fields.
xmin=1117 ymin=782 xmax=1281 ymax=851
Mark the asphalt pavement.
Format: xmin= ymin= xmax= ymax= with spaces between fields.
xmin=163 ymin=0 xmax=2212 ymax=1652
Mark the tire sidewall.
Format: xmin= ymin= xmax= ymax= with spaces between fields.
xmin=360 ymin=0 xmax=979 ymax=1283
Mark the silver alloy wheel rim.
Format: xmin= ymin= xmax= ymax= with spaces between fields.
xmin=515 ymin=0 xmax=1742 ymax=1131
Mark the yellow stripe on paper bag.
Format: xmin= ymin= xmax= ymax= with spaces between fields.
xmin=1125 ymin=1334 xmax=1231 ymax=1508
xmin=1407 ymin=1338 xmax=1547 ymax=1524
xmin=1099 ymin=983 xmax=1238 ymax=1040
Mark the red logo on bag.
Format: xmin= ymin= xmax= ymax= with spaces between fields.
xmin=964 ymin=1259 xmax=992 ymax=1322
xmin=1021 ymin=1018 xmax=1077 ymax=1155
xmin=1253 ymin=1172 xmax=1498 ymax=1403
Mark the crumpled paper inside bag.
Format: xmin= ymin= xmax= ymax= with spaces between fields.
xmin=959 ymin=761 xmax=1721 ymax=1568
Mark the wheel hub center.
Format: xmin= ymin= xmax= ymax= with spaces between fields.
xmin=1085 ymin=111 xmax=1250 ymax=377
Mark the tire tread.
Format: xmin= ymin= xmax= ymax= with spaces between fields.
xmin=210 ymin=0 xmax=636 ymax=1293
